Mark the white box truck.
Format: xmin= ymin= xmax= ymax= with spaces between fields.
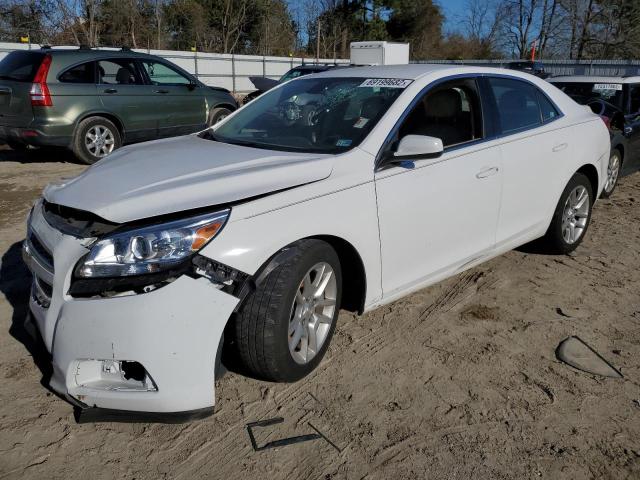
xmin=350 ymin=41 xmax=410 ymax=66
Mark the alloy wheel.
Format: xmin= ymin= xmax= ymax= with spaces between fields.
xmin=604 ymin=152 xmax=621 ymax=194
xmin=85 ymin=125 xmax=115 ymax=158
xmin=561 ymin=185 xmax=590 ymax=244
xmin=288 ymin=262 xmax=337 ymax=365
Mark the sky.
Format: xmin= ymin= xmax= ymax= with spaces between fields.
xmin=284 ymin=0 xmax=470 ymax=35
xmin=440 ymin=0 xmax=469 ymax=32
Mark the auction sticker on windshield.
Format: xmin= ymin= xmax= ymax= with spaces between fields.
xmin=359 ymin=78 xmax=413 ymax=88
xmin=593 ymin=83 xmax=623 ymax=91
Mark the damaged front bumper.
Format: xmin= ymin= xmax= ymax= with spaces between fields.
xmin=23 ymin=202 xmax=241 ymax=421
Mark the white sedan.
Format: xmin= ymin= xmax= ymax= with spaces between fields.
xmin=23 ymin=64 xmax=610 ymax=421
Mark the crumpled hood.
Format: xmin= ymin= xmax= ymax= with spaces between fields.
xmin=44 ymin=135 xmax=333 ymax=223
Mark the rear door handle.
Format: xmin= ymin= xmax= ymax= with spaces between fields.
xmin=476 ymin=166 xmax=499 ymax=179
xmin=154 ymin=89 xmax=170 ymax=94
xmin=103 ymin=88 xmax=118 ymax=94
xmin=552 ymin=143 xmax=568 ymax=152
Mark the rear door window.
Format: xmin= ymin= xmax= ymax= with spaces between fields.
xmin=553 ymin=82 xmax=624 ymax=111
xmin=97 ymin=59 xmax=144 ymax=85
xmin=488 ymin=77 xmax=543 ymax=134
xmin=59 ymin=62 xmax=95 ymax=83
xmin=0 ymin=51 xmax=46 ymax=82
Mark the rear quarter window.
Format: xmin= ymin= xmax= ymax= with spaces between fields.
xmin=537 ymin=91 xmax=560 ymax=122
xmin=59 ymin=62 xmax=95 ymax=83
xmin=0 ymin=51 xmax=45 ymax=82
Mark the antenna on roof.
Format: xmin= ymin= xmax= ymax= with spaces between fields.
xmin=40 ymin=45 xmax=51 ymax=50
xmin=121 ymin=46 xmax=131 ymax=51
xmin=78 ymin=44 xmax=92 ymax=50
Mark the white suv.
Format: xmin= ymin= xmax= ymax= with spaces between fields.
xmin=23 ymin=64 xmax=610 ymax=421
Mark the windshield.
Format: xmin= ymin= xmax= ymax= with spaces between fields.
xmin=0 ymin=51 xmax=45 ymax=82
xmin=208 ymin=77 xmax=410 ymax=154
xmin=279 ymin=68 xmax=317 ymax=82
xmin=553 ymin=81 xmax=624 ymax=111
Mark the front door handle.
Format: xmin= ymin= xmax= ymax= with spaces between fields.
xmin=154 ymin=89 xmax=170 ymax=94
xmin=103 ymin=88 xmax=118 ymax=94
xmin=476 ymin=166 xmax=499 ymax=179
xmin=552 ymin=143 xmax=568 ymax=152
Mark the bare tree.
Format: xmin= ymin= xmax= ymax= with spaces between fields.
xmin=220 ymin=0 xmax=247 ymax=53
xmin=500 ymin=0 xmax=540 ymax=58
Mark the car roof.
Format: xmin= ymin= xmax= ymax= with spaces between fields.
xmin=310 ymin=63 xmax=549 ymax=81
xmin=550 ymin=75 xmax=640 ymax=84
xmin=294 ymin=64 xmax=346 ymax=71
xmin=27 ymin=47 xmax=158 ymax=61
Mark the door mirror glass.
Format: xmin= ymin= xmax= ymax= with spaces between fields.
xmin=394 ymin=134 xmax=443 ymax=159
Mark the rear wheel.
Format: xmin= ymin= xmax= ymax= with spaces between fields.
xmin=207 ymin=107 xmax=232 ymax=126
xmin=234 ymin=239 xmax=342 ymax=382
xmin=600 ymin=148 xmax=621 ymax=198
xmin=539 ymin=172 xmax=593 ymax=254
xmin=73 ymin=116 xmax=121 ymax=165
xmin=6 ymin=140 xmax=30 ymax=151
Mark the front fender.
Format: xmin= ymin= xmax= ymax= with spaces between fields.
xmin=198 ymin=181 xmax=383 ymax=309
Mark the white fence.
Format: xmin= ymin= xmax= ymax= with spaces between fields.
xmin=0 ymin=41 xmax=349 ymax=92
xmin=4 ymin=41 xmax=640 ymax=89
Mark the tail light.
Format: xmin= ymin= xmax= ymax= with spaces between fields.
xmin=30 ymin=54 xmax=52 ymax=107
xmin=600 ymin=115 xmax=611 ymax=130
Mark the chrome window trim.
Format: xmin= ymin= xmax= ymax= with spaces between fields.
xmin=374 ymin=72 xmax=565 ymax=171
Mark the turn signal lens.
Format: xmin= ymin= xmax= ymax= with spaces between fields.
xmin=192 ymin=221 xmax=225 ymax=250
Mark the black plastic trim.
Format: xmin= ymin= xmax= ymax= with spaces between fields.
xmin=69 ymin=260 xmax=191 ymax=297
xmin=74 ymin=405 xmax=214 ymax=424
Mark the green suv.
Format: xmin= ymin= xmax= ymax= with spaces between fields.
xmin=0 ymin=47 xmax=237 ymax=163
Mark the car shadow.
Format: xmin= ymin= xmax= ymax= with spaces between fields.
xmin=0 ymin=241 xmax=54 ymax=388
xmin=0 ymin=144 xmax=77 ymax=164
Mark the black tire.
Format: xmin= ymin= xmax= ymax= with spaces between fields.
xmin=72 ymin=116 xmax=122 ymax=165
xmin=538 ymin=172 xmax=593 ymax=254
xmin=600 ymin=148 xmax=622 ymax=199
xmin=208 ymin=107 xmax=232 ymax=126
xmin=235 ymin=239 xmax=342 ymax=382
xmin=6 ymin=140 xmax=30 ymax=151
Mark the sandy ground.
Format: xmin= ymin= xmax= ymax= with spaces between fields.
xmin=0 ymin=145 xmax=639 ymax=480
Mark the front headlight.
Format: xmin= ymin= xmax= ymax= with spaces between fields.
xmin=76 ymin=209 xmax=230 ymax=278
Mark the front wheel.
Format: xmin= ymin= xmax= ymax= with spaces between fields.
xmin=600 ymin=148 xmax=621 ymax=198
xmin=234 ymin=239 xmax=342 ymax=382
xmin=539 ymin=172 xmax=593 ymax=254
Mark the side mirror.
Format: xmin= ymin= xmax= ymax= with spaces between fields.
xmin=393 ymin=135 xmax=444 ymax=160
xmin=187 ymin=81 xmax=197 ymax=91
